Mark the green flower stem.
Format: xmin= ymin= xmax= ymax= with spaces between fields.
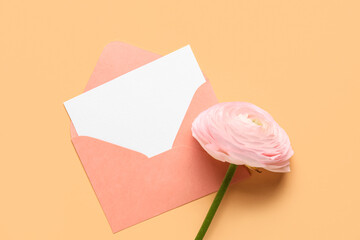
xmin=195 ymin=163 xmax=238 ymax=240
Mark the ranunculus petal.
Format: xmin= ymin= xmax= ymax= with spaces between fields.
xmin=191 ymin=102 xmax=294 ymax=173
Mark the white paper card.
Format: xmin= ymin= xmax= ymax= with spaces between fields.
xmin=64 ymin=45 xmax=205 ymax=157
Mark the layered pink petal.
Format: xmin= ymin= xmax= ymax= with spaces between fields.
xmin=191 ymin=102 xmax=294 ymax=173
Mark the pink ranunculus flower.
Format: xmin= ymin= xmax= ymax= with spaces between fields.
xmin=191 ymin=102 xmax=294 ymax=172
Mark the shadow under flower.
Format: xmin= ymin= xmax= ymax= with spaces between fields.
xmin=229 ymin=168 xmax=287 ymax=207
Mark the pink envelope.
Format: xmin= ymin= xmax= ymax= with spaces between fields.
xmin=69 ymin=42 xmax=250 ymax=233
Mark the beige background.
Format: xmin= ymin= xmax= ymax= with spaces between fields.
xmin=1 ymin=0 xmax=359 ymax=239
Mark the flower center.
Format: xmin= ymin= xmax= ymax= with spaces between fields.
xmin=251 ymin=119 xmax=262 ymax=126
xmin=238 ymin=113 xmax=263 ymax=126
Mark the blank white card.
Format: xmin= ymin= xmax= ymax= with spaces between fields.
xmin=64 ymin=45 xmax=205 ymax=157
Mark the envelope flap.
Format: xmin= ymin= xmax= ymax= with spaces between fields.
xmin=85 ymin=42 xmax=161 ymax=92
